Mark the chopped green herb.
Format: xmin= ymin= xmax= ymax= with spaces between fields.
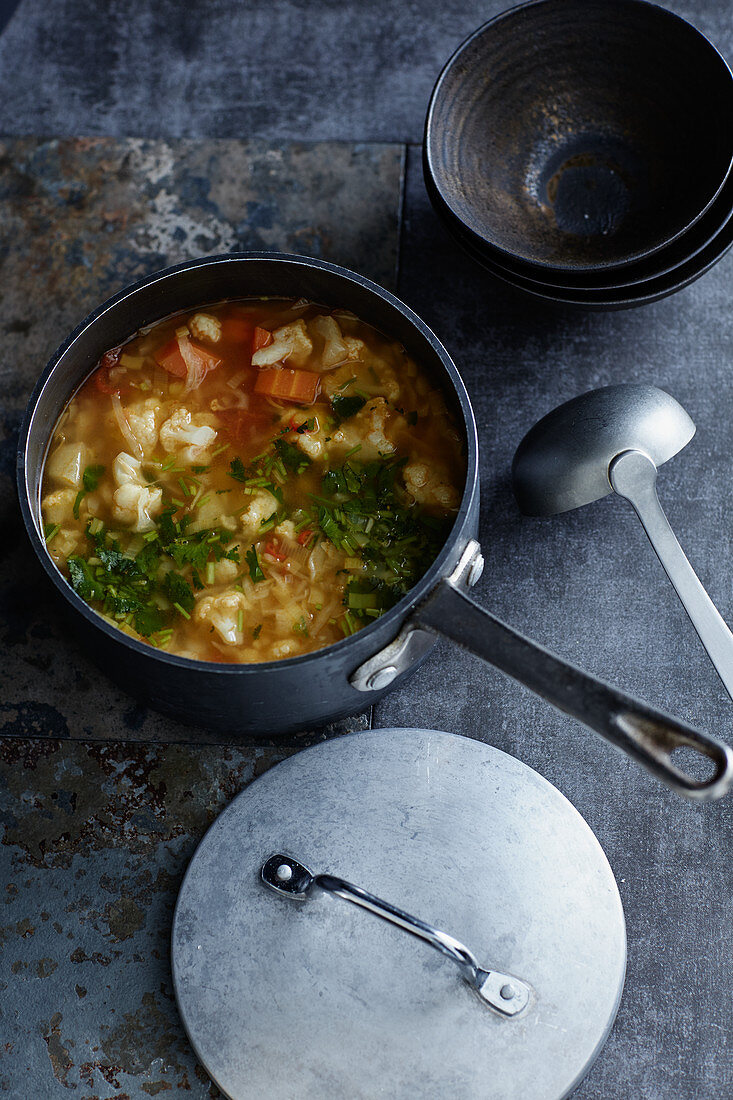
xmin=164 ymin=571 xmax=195 ymax=614
xmin=83 ymin=464 xmax=105 ymax=493
xmin=44 ymin=522 xmax=61 ymax=543
xmin=252 ymin=623 xmax=262 ymax=639
xmin=229 ymin=456 xmax=248 ymax=482
xmin=273 ymin=437 xmax=310 ymax=475
xmin=293 ymin=616 xmax=309 ymax=637
xmin=331 ymin=393 xmax=366 ymax=421
xmin=245 ymin=546 xmax=264 ymax=583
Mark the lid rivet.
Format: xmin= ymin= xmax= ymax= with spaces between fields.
xmin=276 ymin=864 xmax=293 ymax=882
xmin=500 ymin=983 xmax=516 ymax=1000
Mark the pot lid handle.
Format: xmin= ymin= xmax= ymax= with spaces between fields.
xmin=261 ymin=853 xmax=532 ymax=1017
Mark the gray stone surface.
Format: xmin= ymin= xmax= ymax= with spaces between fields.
xmin=0 ymin=0 xmax=730 ymax=144
xmin=0 ymin=1 xmax=732 ymax=1098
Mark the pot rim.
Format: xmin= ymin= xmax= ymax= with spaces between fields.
xmin=17 ymin=251 xmax=479 ymax=678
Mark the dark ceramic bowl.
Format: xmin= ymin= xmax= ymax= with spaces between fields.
xmin=424 ymin=0 xmax=733 ymax=274
xmin=427 ymin=154 xmax=733 ymax=293
xmin=438 ymin=188 xmax=733 ymax=309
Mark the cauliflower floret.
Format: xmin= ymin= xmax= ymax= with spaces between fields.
xmin=194 ymin=589 xmax=249 ymax=646
xmin=310 ymin=315 xmax=365 ymax=370
xmin=274 ymin=519 xmax=298 ymax=541
xmin=46 ymin=442 xmax=87 ymax=488
xmin=189 ymin=496 xmax=237 ymax=534
xmin=111 ymin=450 xmax=163 ymax=532
xmin=296 ymin=430 xmax=323 ymax=459
xmin=188 ymin=312 xmax=222 ymax=344
xmin=251 ymin=319 xmax=313 ymax=369
xmin=403 ymin=461 xmax=460 ymax=510
xmin=126 ymin=397 xmax=162 ymax=454
xmin=330 ymin=398 xmax=405 ymax=462
xmin=42 ymin=488 xmax=77 ymax=525
xmin=113 ymin=451 xmax=144 ymax=486
xmin=112 ymin=483 xmax=163 ymax=532
xmin=159 ymin=407 xmax=217 ymax=464
xmin=320 ymin=361 xmax=400 ymax=404
xmin=239 ymin=490 xmax=279 ymax=537
xmin=213 ymin=559 xmax=239 ymax=584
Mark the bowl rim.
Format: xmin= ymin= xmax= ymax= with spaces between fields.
xmin=424 ymin=0 xmax=733 ymax=274
xmin=435 ymin=188 xmax=733 ymax=308
xmin=17 ymin=250 xmax=479 ymax=678
xmin=425 ymin=146 xmax=733 ymax=292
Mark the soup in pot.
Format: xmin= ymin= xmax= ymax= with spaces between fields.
xmin=40 ymin=299 xmax=465 ymax=663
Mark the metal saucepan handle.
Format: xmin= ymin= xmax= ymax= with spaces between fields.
xmin=610 ymin=449 xmax=733 ymax=701
xmin=413 ymin=574 xmax=733 ymax=801
xmin=260 ymin=853 xmax=531 ymax=1016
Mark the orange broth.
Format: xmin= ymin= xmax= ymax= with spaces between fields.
xmin=40 ymin=298 xmax=465 ymax=663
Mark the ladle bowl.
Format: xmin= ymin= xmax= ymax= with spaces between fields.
xmin=513 ymin=384 xmax=733 ymax=699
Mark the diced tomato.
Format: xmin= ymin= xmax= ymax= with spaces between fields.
xmin=263 ymin=538 xmax=288 ymax=562
xmin=221 ymin=317 xmax=254 ymax=345
xmin=93 ymin=347 xmax=123 ymax=393
xmin=297 ymin=529 xmax=313 ymax=546
xmin=254 ymin=368 xmax=320 ymax=405
xmin=253 ymin=326 xmax=273 ymax=352
xmin=154 ymin=337 xmax=187 ymax=377
xmin=218 ymin=407 xmax=273 ymax=447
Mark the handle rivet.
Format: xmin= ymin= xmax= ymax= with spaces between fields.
xmin=276 ymin=864 xmax=293 ymax=882
xmin=467 ymin=554 xmax=485 ymax=587
xmin=500 ymin=983 xmax=516 ymax=1000
xmin=366 ymin=666 xmax=398 ymax=691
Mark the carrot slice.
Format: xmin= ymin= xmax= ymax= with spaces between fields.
xmin=254 ymin=368 xmax=320 ymax=405
xmin=154 ymin=338 xmax=187 ymax=377
xmin=253 ymin=326 xmax=273 ymax=352
xmin=154 ymin=337 xmax=221 ymax=378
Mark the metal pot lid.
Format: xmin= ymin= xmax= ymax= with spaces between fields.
xmin=171 ymin=728 xmax=626 ymax=1100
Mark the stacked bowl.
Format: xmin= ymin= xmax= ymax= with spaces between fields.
xmin=424 ymin=0 xmax=733 ymax=309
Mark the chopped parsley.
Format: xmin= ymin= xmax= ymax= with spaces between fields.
xmin=245 ymin=546 xmax=264 ymax=583
xmin=331 ymin=393 xmax=366 ymax=421
xmin=73 ymin=463 xmax=105 ymax=519
xmin=228 ymin=456 xmax=248 ymax=482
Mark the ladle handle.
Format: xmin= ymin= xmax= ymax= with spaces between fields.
xmin=609 ymin=449 xmax=733 ymax=701
xmin=414 ymin=582 xmax=733 ymax=800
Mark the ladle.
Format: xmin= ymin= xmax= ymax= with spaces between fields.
xmin=512 ymin=383 xmax=733 ymax=700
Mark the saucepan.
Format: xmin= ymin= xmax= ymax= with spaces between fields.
xmin=16 ymin=253 xmax=733 ymax=798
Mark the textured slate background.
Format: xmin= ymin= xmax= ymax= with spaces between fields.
xmin=0 ymin=1 xmax=732 ymax=1098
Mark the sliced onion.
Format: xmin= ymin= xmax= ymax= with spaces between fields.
xmin=226 ymin=369 xmax=250 ymax=390
xmin=177 ymin=332 xmax=209 ymax=393
xmin=310 ymin=596 xmax=340 ymax=638
xmin=110 ymin=393 xmax=144 ymax=460
xmin=210 ymin=389 xmax=250 ymax=411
